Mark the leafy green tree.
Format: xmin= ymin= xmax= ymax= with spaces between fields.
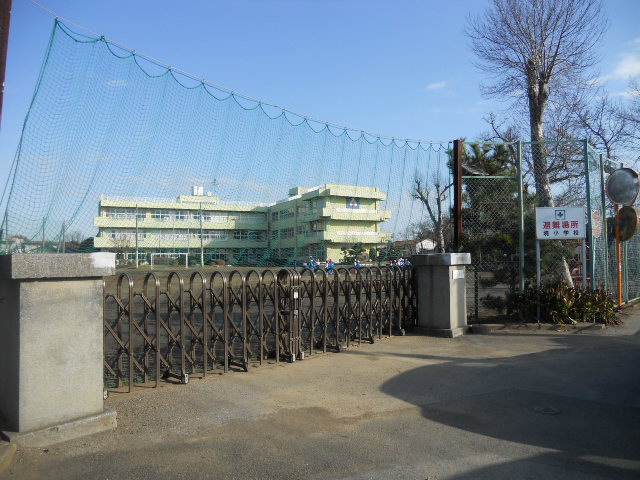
xmin=376 ymin=241 xmax=402 ymax=263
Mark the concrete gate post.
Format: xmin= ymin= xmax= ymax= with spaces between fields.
xmin=0 ymin=253 xmax=117 ymax=447
xmin=411 ymin=253 xmax=471 ymax=338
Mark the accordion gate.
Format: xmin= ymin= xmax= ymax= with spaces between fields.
xmin=104 ymin=266 xmax=415 ymax=392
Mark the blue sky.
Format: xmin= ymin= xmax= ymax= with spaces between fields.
xmin=1 ymin=0 xmax=639 ymax=189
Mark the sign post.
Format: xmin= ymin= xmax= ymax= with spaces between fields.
xmin=605 ymin=167 xmax=639 ymax=306
xmin=535 ymin=207 xmax=587 ymax=322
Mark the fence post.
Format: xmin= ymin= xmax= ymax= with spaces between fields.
xmin=0 ymin=253 xmax=117 ymax=447
xmin=583 ymin=140 xmax=595 ymax=290
xmin=411 ymin=253 xmax=471 ymax=337
xmin=517 ymin=141 xmax=525 ymax=292
xmin=453 ymin=139 xmax=463 ymax=251
xmin=598 ymin=153 xmax=608 ymax=292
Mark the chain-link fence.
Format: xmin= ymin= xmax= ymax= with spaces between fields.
xmin=460 ymin=139 xmax=638 ymax=323
xmin=461 ymin=142 xmax=520 ymax=320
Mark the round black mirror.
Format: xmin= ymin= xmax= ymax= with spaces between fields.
xmin=606 ymin=168 xmax=639 ymax=206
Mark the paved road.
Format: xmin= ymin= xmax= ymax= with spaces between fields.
xmin=4 ymin=313 xmax=640 ymax=479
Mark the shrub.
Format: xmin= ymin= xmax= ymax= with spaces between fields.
xmin=513 ymin=282 xmax=620 ymax=325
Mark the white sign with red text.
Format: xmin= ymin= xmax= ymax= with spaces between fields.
xmin=535 ymin=207 xmax=586 ymax=240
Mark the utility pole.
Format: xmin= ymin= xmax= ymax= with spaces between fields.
xmin=0 ymin=0 xmax=13 ymax=129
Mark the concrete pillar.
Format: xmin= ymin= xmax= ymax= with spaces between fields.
xmin=411 ymin=253 xmax=471 ymax=338
xmin=0 ymin=253 xmax=117 ymax=447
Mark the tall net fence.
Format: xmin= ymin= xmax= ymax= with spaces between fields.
xmin=0 ymin=20 xmax=452 ymax=267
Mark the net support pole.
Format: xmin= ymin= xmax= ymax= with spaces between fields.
xmin=41 ymin=218 xmax=45 ymax=253
xmin=199 ymin=202 xmax=204 ymax=267
xmin=453 ymin=139 xmax=463 ymax=251
xmin=517 ymin=141 xmax=525 ymax=292
xmin=598 ymin=153 xmax=608 ymax=291
xmin=135 ymin=205 xmax=139 ymax=269
xmin=583 ymin=140 xmax=594 ymax=290
xmin=614 ymin=203 xmax=623 ymax=306
xmin=61 ymin=222 xmax=65 ymax=253
xmin=3 ymin=211 xmax=7 ymax=251
xmin=581 ymin=240 xmax=587 ymax=288
xmin=0 ymin=0 xmax=12 ymax=129
xmin=536 ymin=239 xmax=541 ymax=323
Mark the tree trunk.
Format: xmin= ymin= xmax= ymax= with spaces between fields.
xmin=528 ymin=86 xmax=554 ymax=208
xmin=529 ymin=84 xmax=573 ymax=284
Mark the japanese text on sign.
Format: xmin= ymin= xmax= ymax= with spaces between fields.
xmin=535 ymin=207 xmax=586 ymax=240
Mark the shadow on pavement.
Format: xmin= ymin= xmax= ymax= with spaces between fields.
xmin=380 ymin=333 xmax=640 ymax=478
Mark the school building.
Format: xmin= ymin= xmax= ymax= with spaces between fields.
xmin=93 ymin=184 xmax=392 ymax=265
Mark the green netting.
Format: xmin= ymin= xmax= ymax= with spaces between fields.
xmin=0 ymin=20 xmax=452 ymax=267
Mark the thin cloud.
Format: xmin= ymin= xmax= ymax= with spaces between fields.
xmin=600 ymin=38 xmax=640 ymax=82
xmin=105 ymin=79 xmax=128 ymax=88
xmin=425 ymin=81 xmax=446 ymax=90
xmin=606 ymin=52 xmax=640 ymax=81
xmin=610 ymin=90 xmax=632 ymax=98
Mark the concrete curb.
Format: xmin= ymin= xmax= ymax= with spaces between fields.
xmin=1 ymin=409 xmax=116 ymax=448
xmin=0 ymin=441 xmax=16 ymax=475
xmin=468 ymin=323 xmax=605 ymax=334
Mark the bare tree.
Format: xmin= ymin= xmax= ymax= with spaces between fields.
xmin=467 ymin=0 xmax=607 ymax=207
xmin=621 ymin=79 xmax=640 ymax=159
xmin=411 ymin=176 xmax=451 ymax=253
xmin=576 ymin=93 xmax=628 ymax=160
xmin=110 ymin=235 xmax=132 ymax=264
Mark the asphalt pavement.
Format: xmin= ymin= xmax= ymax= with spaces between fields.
xmin=3 ymin=311 xmax=640 ymax=480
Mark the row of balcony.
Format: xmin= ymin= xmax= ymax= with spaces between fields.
xmin=95 ymin=216 xmax=268 ymax=230
xmin=272 ymin=208 xmax=391 ymax=223
xmin=94 ymin=230 xmax=392 ymax=249
xmin=96 ymin=209 xmax=391 ymax=230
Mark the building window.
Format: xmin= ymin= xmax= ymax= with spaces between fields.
xmin=234 ymin=230 xmax=264 ymax=241
xmin=307 ymin=199 xmax=324 ymax=213
xmin=198 ymin=230 xmax=228 ymax=241
xmin=271 ymin=230 xmax=279 ymax=240
xmin=237 ymin=213 xmax=264 ymax=224
xmin=108 ymin=229 xmax=145 ymax=241
xmin=175 ymin=211 xmax=187 ymax=221
xmin=194 ymin=211 xmax=214 ymax=222
xmin=104 ymin=208 xmax=141 ymax=220
xmin=280 ymin=227 xmax=294 ymax=239
xmin=152 ymin=210 xmax=170 ymax=221
xmin=280 ymin=208 xmax=294 ymax=220
xmin=297 ymin=225 xmax=307 ymax=235
xmin=271 ymin=211 xmax=279 ymax=222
